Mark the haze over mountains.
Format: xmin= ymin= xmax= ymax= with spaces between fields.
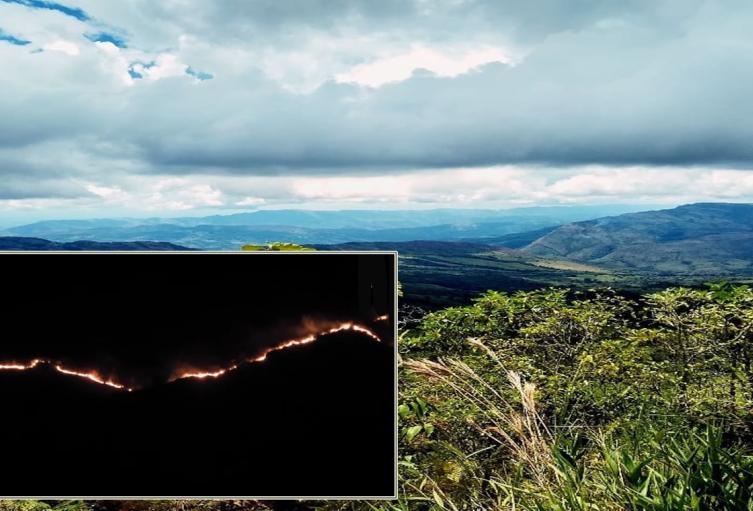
xmin=0 ymin=205 xmax=652 ymax=249
xmin=4 ymin=203 xmax=753 ymax=305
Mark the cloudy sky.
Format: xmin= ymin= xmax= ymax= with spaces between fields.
xmin=2 ymin=0 xmax=753 ymax=222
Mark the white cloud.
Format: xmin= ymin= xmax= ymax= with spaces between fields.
xmin=7 ymin=166 xmax=753 ymax=222
xmin=236 ymin=197 xmax=266 ymax=206
xmin=85 ymin=183 xmax=125 ymax=199
xmin=291 ymin=175 xmax=414 ymax=202
xmin=140 ymin=53 xmax=188 ymax=81
xmin=43 ymin=40 xmax=80 ymax=56
xmin=545 ymin=167 xmax=691 ymax=197
xmin=282 ymin=167 xmax=753 ymax=207
xmin=76 ymin=179 xmax=224 ymax=212
xmin=93 ymin=41 xmax=136 ymax=85
xmin=335 ymin=44 xmax=513 ymax=87
xmin=141 ymin=180 xmax=223 ymax=210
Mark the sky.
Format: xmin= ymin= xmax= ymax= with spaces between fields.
xmin=2 ymin=0 xmax=753 ymax=222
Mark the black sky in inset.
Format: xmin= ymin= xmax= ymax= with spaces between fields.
xmin=1 ymin=253 xmax=394 ymax=386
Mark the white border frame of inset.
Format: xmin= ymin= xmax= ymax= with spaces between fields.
xmin=0 ymin=250 xmax=399 ymax=501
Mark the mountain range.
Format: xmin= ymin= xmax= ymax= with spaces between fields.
xmin=0 ymin=205 xmax=653 ymax=249
xmin=4 ymin=203 xmax=753 ymax=305
xmin=314 ymin=203 xmax=753 ymax=303
xmin=523 ymin=203 xmax=753 ymax=277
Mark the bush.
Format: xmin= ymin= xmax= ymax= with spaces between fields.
xmin=385 ymin=285 xmax=753 ymax=510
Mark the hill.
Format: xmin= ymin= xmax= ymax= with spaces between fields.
xmin=524 ymin=203 xmax=753 ymax=277
xmin=464 ymin=225 xmax=559 ymax=248
xmin=0 ymin=236 xmax=192 ymax=250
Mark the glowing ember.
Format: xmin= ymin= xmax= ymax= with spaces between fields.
xmin=1 ymin=321 xmax=384 ymax=389
xmin=54 ymin=365 xmax=132 ymax=391
xmin=0 ymin=359 xmax=45 ymax=370
xmin=175 ymin=364 xmax=239 ymax=380
xmin=374 ymin=314 xmax=389 ymax=321
xmin=0 ymin=358 xmax=132 ymax=391
xmin=173 ymin=321 xmax=382 ymax=381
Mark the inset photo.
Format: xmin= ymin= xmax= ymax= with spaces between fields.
xmin=0 ymin=252 xmax=397 ymax=499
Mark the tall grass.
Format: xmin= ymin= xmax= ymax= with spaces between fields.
xmin=401 ymin=341 xmax=753 ymax=511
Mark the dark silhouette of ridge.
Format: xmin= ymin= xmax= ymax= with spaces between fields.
xmin=0 ymin=236 xmax=191 ymax=250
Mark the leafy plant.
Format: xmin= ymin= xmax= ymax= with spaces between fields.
xmin=240 ymin=242 xmax=315 ymax=251
xmin=387 ymin=285 xmax=753 ymax=510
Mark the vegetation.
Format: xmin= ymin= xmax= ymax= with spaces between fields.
xmin=0 ymin=502 xmax=268 ymax=511
xmin=240 ymin=242 xmax=315 ymax=251
xmin=375 ymin=283 xmax=753 ymax=510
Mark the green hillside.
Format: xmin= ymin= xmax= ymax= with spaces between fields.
xmin=524 ymin=203 xmax=753 ymax=278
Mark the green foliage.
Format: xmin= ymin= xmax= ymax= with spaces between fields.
xmin=0 ymin=502 xmax=52 ymax=511
xmin=386 ymin=284 xmax=753 ymax=510
xmin=503 ymin=424 xmax=753 ymax=511
xmin=399 ymin=397 xmax=435 ymax=443
xmin=240 ymin=242 xmax=315 ymax=251
xmin=0 ymin=501 xmax=268 ymax=511
xmin=0 ymin=503 xmax=91 ymax=511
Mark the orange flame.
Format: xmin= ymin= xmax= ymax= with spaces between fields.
xmin=0 ymin=359 xmax=45 ymax=370
xmin=173 ymin=364 xmax=240 ymax=380
xmin=0 ymin=358 xmax=132 ymax=391
xmin=172 ymin=321 xmax=382 ymax=381
xmin=54 ymin=364 xmax=133 ymax=392
xmin=0 ymin=321 xmax=384 ymax=389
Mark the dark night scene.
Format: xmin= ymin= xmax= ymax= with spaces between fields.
xmin=0 ymin=253 xmax=396 ymax=498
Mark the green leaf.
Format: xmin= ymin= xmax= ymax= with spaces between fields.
xmin=433 ymin=489 xmax=445 ymax=508
xmin=405 ymin=425 xmax=423 ymax=443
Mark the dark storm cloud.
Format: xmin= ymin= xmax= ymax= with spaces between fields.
xmin=142 ymin=0 xmax=418 ymax=41
xmin=133 ymin=0 xmax=697 ymax=47
xmin=0 ymin=179 xmax=88 ymax=199
xmin=3 ymin=0 xmax=753 ymax=186
xmin=132 ymin=43 xmax=753 ymax=173
xmin=0 ymin=147 xmax=98 ymax=199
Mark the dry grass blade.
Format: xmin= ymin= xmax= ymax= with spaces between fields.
xmin=405 ymin=352 xmax=555 ymax=488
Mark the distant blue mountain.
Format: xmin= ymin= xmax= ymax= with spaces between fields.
xmin=1 ymin=205 xmax=656 ymax=250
